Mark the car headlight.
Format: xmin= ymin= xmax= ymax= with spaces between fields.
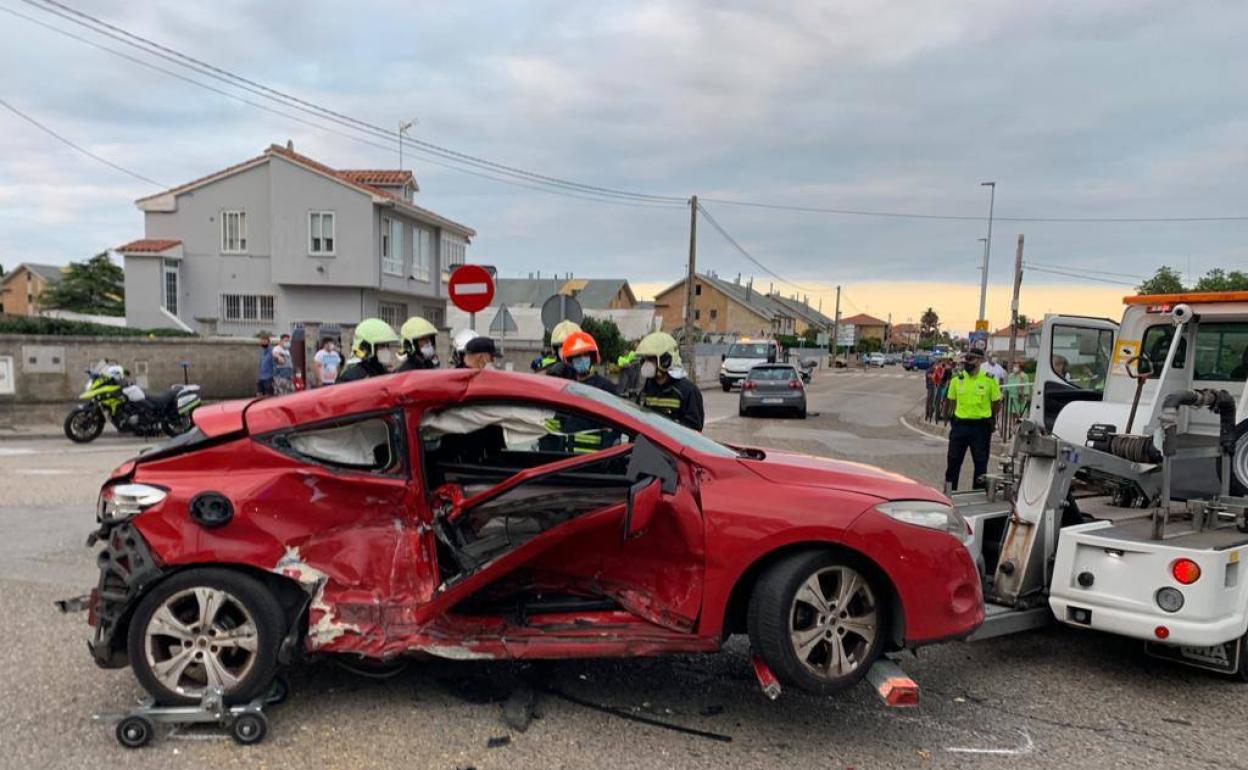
xmin=98 ymin=483 xmax=167 ymax=523
xmin=875 ymin=500 xmax=969 ymax=539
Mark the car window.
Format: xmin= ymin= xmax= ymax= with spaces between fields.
xmin=1050 ymin=324 xmax=1113 ymax=392
xmin=749 ymin=367 xmax=796 ymax=381
xmin=727 ymin=343 xmax=771 ymax=357
xmin=565 ymin=381 xmax=737 ymax=458
xmin=1192 ymin=322 xmax=1248 ymax=382
xmin=270 ymin=415 xmax=404 ymax=474
xmin=1140 ymin=324 xmax=1186 ymax=379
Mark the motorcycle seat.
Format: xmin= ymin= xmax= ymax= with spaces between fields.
xmin=144 ymin=389 xmax=180 ymax=409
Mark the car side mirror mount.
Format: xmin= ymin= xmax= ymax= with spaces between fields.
xmin=623 ymin=475 xmax=661 ymax=540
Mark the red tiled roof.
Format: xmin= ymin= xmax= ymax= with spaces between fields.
xmin=339 ymin=169 xmax=415 ymax=187
xmin=118 ymin=238 xmax=181 ymax=253
xmin=990 ymin=322 xmax=1042 ymax=336
xmin=841 ymin=313 xmax=888 ymax=326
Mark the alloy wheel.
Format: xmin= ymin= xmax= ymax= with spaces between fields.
xmin=143 ymin=587 xmax=259 ymax=697
xmin=788 ymin=565 xmax=878 ymax=680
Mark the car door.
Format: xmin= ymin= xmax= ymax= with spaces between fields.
xmin=415 ymin=400 xmax=704 ymax=633
xmin=1030 ymin=316 xmax=1118 ymax=430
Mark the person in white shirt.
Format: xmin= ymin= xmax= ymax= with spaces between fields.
xmin=984 ymin=355 xmax=1007 ymax=385
xmin=313 ymin=338 xmax=342 ymax=386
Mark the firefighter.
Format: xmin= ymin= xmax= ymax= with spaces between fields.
xmin=616 ymin=350 xmax=641 ymax=397
xmin=396 ymin=316 xmax=439 ymax=372
xmin=542 ymin=319 xmax=582 ymax=379
xmin=337 ymin=318 xmax=400 ymax=382
xmin=636 ymin=331 xmax=704 ymax=431
xmin=561 ymin=330 xmax=616 ymax=394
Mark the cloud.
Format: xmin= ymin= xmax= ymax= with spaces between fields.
xmin=1 ymin=0 xmax=1245 ymax=328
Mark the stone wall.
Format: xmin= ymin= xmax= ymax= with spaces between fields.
xmin=0 ymin=335 xmax=261 ymax=424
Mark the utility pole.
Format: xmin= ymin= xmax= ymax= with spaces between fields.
xmin=682 ymin=195 xmax=699 ymax=383
xmin=830 ymin=285 xmax=842 ymax=362
xmin=1007 ymin=234 xmax=1025 ymax=364
xmin=977 ymin=181 xmax=996 ymax=325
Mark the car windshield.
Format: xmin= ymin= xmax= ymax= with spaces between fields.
xmin=749 ymin=366 xmax=796 ymax=381
xmin=727 ymin=343 xmax=771 ymax=358
xmin=565 ymin=381 xmax=736 ymax=458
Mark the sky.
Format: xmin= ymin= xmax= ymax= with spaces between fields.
xmin=2 ymin=0 xmax=1246 ymax=334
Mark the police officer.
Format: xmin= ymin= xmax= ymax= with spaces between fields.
xmin=338 ymin=318 xmax=400 ymax=382
xmin=396 ymin=316 xmax=439 ymax=372
xmin=561 ymin=330 xmax=616 ymax=394
xmin=542 ymin=320 xmax=582 ymax=379
xmin=943 ymin=349 xmax=1002 ymax=492
xmin=636 ymin=331 xmax=704 ymax=431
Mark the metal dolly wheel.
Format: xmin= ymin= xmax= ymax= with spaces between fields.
xmin=106 ymin=675 xmax=287 ymax=749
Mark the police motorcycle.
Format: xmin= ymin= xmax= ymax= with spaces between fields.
xmin=63 ymin=362 xmax=202 ymax=443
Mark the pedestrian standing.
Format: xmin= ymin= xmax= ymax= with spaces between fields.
xmin=272 ymin=333 xmax=295 ymax=395
xmin=925 ymin=358 xmax=943 ymax=422
xmin=985 ymin=355 xmax=1007 ymax=385
xmin=1005 ymin=361 xmax=1031 ymax=423
xmin=943 ymin=350 xmax=1002 ymax=492
xmin=313 ymin=338 xmax=342 ymax=387
xmin=256 ymin=334 xmax=275 ymax=396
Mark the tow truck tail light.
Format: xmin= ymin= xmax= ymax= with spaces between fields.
xmin=1171 ymin=558 xmax=1201 ymax=585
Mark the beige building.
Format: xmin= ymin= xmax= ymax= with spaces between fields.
xmin=653 ymin=273 xmax=835 ymax=339
xmin=0 ymin=263 xmax=65 ymax=316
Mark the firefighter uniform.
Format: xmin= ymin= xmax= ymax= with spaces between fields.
xmin=639 ymin=376 xmax=704 ymax=431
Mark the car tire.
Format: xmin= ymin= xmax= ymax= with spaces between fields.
xmin=722 ymin=382 xmax=732 ymax=392
xmin=797 ymin=406 xmax=807 ymax=419
xmin=747 ymin=550 xmax=886 ymax=695
xmin=128 ymin=568 xmax=286 ymax=705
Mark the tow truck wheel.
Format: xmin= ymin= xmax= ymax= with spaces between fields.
xmin=1229 ymin=423 xmax=1248 ymax=498
xmin=116 ymin=715 xmax=154 ymax=749
xmin=1234 ymin=634 xmax=1248 ymax=683
xmin=747 ymin=550 xmax=886 ymax=695
xmin=127 ymin=569 xmax=285 ymax=706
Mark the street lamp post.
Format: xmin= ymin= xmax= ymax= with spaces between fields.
xmin=977 ymin=181 xmax=996 ymax=324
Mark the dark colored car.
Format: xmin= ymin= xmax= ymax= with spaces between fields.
xmin=78 ymin=369 xmax=982 ymax=705
xmin=739 ymin=364 xmax=807 ymax=418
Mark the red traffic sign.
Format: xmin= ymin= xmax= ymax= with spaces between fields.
xmin=448 ymin=265 xmax=495 ymax=314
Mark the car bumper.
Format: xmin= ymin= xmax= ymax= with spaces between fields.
xmin=720 ymin=372 xmax=749 ymax=387
xmin=86 ymin=522 xmax=164 ymax=668
xmin=740 ymin=391 xmax=805 ymax=410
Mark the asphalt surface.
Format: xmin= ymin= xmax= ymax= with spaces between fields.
xmin=0 ymin=368 xmax=1244 ymax=769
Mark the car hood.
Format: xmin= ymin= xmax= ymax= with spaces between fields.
xmin=737 ymin=449 xmax=944 ymax=502
xmin=722 ymin=357 xmax=768 ymax=372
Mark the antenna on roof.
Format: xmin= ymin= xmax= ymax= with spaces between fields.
xmin=286 ymin=139 xmax=294 ymax=151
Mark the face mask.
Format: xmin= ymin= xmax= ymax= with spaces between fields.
xmin=419 ymin=343 xmax=436 ymax=360
xmin=377 ymin=348 xmax=396 ymax=368
xmin=282 ymin=341 xmax=290 ymax=349
xmin=327 ymin=344 xmax=336 ymax=353
xmin=261 ymin=341 xmax=270 ymax=348
xmin=571 ymin=356 xmax=592 ymax=374
xmin=963 ymin=362 xmax=977 ymax=373
xmin=640 ymin=361 xmax=657 ymax=379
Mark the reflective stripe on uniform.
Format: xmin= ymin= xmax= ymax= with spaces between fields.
xmin=641 ymin=396 xmax=682 ymax=410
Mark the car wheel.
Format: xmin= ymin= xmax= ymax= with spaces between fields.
xmin=722 ymin=382 xmax=732 ymax=392
xmin=797 ymin=405 xmax=807 ymax=419
xmin=748 ymin=551 xmax=886 ymax=695
xmin=128 ymin=569 xmax=285 ymax=705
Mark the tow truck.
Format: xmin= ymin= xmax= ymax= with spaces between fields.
xmin=718 ymin=338 xmax=781 ymax=391
xmin=956 ymin=291 xmax=1248 ymax=677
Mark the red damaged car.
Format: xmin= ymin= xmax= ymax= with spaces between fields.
xmin=82 ymin=368 xmax=982 ymax=704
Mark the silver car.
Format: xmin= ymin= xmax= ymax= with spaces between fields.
xmin=738 ymin=364 xmax=807 ymax=418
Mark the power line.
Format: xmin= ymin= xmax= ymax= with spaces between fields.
xmin=1024 ymin=260 xmax=1146 ymax=280
xmin=0 ymin=96 xmax=165 ymax=187
xmin=696 ymin=203 xmax=816 ymax=292
xmin=1022 ymin=264 xmax=1137 ymax=286
xmin=0 ymin=4 xmax=683 ymax=211
xmin=700 ymin=196 xmax=1248 ymax=224
xmin=17 ymin=0 xmax=686 ymax=205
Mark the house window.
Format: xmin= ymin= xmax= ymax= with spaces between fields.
xmin=695 ymin=284 xmax=702 ymax=296
xmin=221 ymin=293 xmax=275 ymax=323
xmin=412 ymin=227 xmax=433 ymax=282
xmin=694 ymin=309 xmax=701 ymax=321
xmin=381 ymin=217 xmax=403 ymax=275
xmin=309 ymin=212 xmax=335 ymax=255
xmin=221 ymin=211 xmax=247 ymax=253
xmin=378 ymin=301 xmax=407 ymax=328
xmin=441 ymin=234 xmax=467 ymax=271
xmin=162 ymin=259 xmax=179 ymax=316
xmin=709 ymin=309 xmax=718 ymax=320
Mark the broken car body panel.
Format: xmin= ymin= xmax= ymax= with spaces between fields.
xmin=87 ymin=368 xmax=981 ymax=675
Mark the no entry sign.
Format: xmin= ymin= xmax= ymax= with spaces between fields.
xmin=448 ymin=265 xmax=495 ymax=314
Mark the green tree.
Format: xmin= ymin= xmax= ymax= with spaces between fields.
xmin=1192 ymin=268 xmax=1248 ymax=292
xmin=579 ymin=316 xmax=629 ymax=366
xmin=802 ymin=326 xmax=820 ymax=345
xmin=1136 ymin=266 xmax=1185 ymax=295
xmin=40 ymin=252 xmax=124 ymax=315
xmin=1014 ymin=313 xmax=1030 ymax=329
xmin=919 ymin=307 xmax=940 ymax=339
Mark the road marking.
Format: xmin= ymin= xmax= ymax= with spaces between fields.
xmin=22 ymin=469 xmax=72 ymax=475
xmin=946 ymin=728 xmax=1035 ymax=756
xmin=0 ymin=448 xmax=36 ymax=456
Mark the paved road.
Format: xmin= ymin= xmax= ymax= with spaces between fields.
xmin=0 ymin=369 xmax=1243 ymax=769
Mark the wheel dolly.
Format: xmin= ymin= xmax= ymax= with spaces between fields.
xmin=99 ymin=677 xmax=287 ymax=749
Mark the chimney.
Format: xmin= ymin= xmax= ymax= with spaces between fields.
xmin=746 ymin=278 xmax=753 ymax=299
xmin=768 ymin=282 xmax=774 ymax=295
xmin=735 ymin=273 xmax=741 ymax=285
xmin=286 ymin=139 xmax=294 ymax=151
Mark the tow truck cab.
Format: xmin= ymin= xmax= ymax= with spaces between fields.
xmin=719 ymin=338 xmax=780 ymax=391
